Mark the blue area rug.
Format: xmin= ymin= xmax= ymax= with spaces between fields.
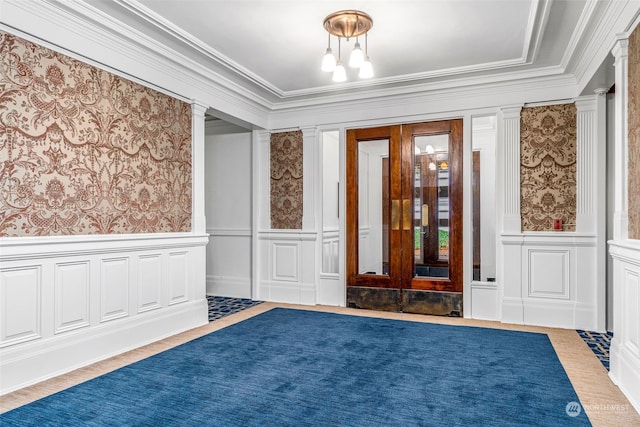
xmin=1 ymin=308 xmax=590 ymax=426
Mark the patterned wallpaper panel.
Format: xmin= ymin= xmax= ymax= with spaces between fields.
xmin=0 ymin=32 xmax=192 ymax=237
xmin=629 ymin=25 xmax=640 ymax=239
xmin=270 ymin=131 xmax=303 ymax=229
xmin=520 ymin=104 xmax=577 ymax=231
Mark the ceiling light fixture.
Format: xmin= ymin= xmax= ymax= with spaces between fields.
xmin=321 ymin=10 xmax=374 ymax=82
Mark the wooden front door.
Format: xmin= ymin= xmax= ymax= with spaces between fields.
xmin=346 ymin=120 xmax=463 ymax=315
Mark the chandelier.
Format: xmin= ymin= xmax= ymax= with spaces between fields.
xmin=321 ymin=10 xmax=374 ymax=82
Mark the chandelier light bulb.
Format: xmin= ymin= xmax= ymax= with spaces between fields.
xmin=358 ymin=56 xmax=374 ymax=78
xmin=321 ymin=47 xmax=337 ymax=72
xmin=322 ymin=10 xmax=373 ymax=82
xmin=349 ymin=41 xmax=364 ymax=68
xmin=332 ymin=61 xmax=347 ymax=82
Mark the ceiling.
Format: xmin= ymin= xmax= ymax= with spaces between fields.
xmin=82 ymin=0 xmax=613 ymax=104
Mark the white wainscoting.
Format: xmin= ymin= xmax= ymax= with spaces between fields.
xmin=470 ymin=282 xmax=499 ymax=320
xmin=257 ymin=231 xmax=317 ymax=305
xmin=501 ymin=233 xmax=601 ymax=330
xmin=0 ymin=233 xmax=208 ymax=395
xmin=609 ymin=240 xmax=640 ymax=414
xmin=318 ymin=228 xmax=343 ymax=307
xmin=206 ymin=228 xmax=252 ymax=298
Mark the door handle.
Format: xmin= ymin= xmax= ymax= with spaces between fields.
xmin=403 ymin=199 xmax=412 ymax=231
xmin=391 ymin=200 xmax=400 ymax=230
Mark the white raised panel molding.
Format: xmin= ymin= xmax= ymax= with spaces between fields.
xmin=258 ymin=231 xmax=317 ymax=305
xmin=273 ymin=243 xmax=300 ymax=282
xmin=500 ymin=234 xmax=525 ymax=324
xmin=100 ymin=257 xmax=130 ymax=323
xmin=137 ymin=254 xmax=162 ymax=314
xmin=502 ymin=233 xmax=598 ymax=330
xmin=609 ymin=241 xmax=640 ymax=414
xmin=322 ymin=229 xmax=339 ymax=274
xmin=0 ymin=234 xmax=208 ymax=395
xmin=54 ymin=261 xmax=90 ymax=334
xmin=168 ymin=251 xmax=189 ymax=305
xmin=527 ymin=249 xmax=571 ymax=299
xmin=470 ymin=282 xmax=499 ymax=321
xmin=0 ymin=266 xmax=42 ymax=347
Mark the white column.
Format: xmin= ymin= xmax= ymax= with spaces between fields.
xmin=575 ymin=94 xmax=607 ymax=332
xmin=497 ymin=105 xmax=524 ymax=324
xmin=252 ymin=129 xmax=270 ymax=300
xmin=301 ymin=126 xmax=319 ymax=231
xmin=253 ymin=130 xmax=272 ymax=231
xmin=191 ymin=100 xmax=208 ymax=235
xmin=499 ymin=106 xmax=523 ymax=233
xmin=612 ymin=38 xmax=629 ymax=240
xmin=574 ymin=97 xmax=598 ymax=233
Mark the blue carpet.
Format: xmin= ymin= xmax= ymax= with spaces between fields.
xmin=1 ymin=308 xmax=590 ymax=426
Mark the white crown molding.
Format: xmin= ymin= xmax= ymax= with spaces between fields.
xmin=1 ymin=0 xmax=273 ymax=125
xmin=2 ymin=0 xmax=637 ymax=124
xmin=113 ymin=0 xmax=284 ymax=99
xmin=524 ymin=0 xmax=552 ymax=64
xmin=268 ymin=74 xmax=578 ymax=130
xmin=270 ymin=66 xmax=576 ymax=113
xmin=109 ymin=0 xmax=548 ymax=101
xmin=569 ymin=0 xmax=639 ymax=92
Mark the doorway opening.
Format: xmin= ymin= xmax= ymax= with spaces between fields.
xmin=346 ymin=120 xmax=463 ymax=315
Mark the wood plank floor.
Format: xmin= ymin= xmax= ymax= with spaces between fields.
xmin=1 ymin=302 xmax=638 ymax=426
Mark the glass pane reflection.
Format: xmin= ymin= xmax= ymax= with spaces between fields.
xmin=413 ymin=135 xmax=450 ymax=279
xmin=357 ymin=139 xmax=390 ymax=275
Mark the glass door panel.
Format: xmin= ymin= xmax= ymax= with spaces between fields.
xmin=357 ymin=139 xmax=390 ymax=276
xmin=413 ymin=134 xmax=450 ymax=279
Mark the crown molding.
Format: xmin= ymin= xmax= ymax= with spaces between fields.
xmin=0 ymin=0 xmax=272 ymax=126
xmin=2 ymin=0 xmax=637 ymax=128
xmin=268 ymin=74 xmax=579 ymax=130
xmin=569 ymin=0 xmax=639 ymax=93
xmin=113 ymin=0 xmax=284 ymax=99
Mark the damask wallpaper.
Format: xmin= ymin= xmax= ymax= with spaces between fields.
xmin=628 ymin=25 xmax=640 ymax=239
xmin=0 ymin=32 xmax=192 ymax=237
xmin=520 ymin=104 xmax=577 ymax=231
xmin=270 ymin=131 xmax=303 ymax=229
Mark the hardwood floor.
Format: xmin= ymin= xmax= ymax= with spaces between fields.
xmin=1 ymin=302 xmax=638 ymax=426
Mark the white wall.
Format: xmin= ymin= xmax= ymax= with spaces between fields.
xmin=498 ymin=98 xmax=606 ymax=332
xmin=609 ymin=36 xmax=640 ymax=414
xmin=205 ymin=127 xmax=253 ymax=298
xmin=318 ymin=131 xmax=343 ymax=305
xmin=470 ymin=116 xmax=499 ymax=320
xmin=0 ymin=235 xmax=208 ymax=395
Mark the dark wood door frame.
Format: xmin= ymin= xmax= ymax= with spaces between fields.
xmin=346 ymin=119 xmax=464 ymax=315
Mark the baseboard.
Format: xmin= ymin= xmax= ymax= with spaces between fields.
xmin=501 ymin=297 xmax=524 ymax=324
xmin=206 ymin=275 xmax=251 ymax=299
xmin=0 ymin=298 xmax=208 ymax=396
xmin=258 ymin=281 xmax=316 ymax=305
xmin=610 ymin=340 xmax=640 ymax=414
